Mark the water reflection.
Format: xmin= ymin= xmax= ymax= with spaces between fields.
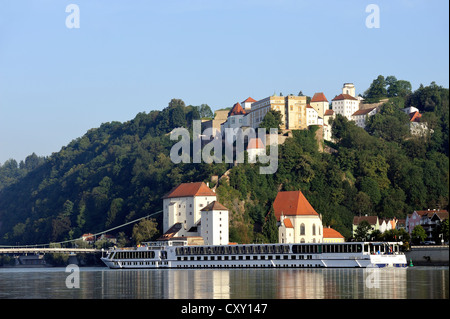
xmin=0 ymin=267 xmax=447 ymax=299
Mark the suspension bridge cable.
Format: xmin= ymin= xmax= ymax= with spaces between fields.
xmin=0 ymin=210 xmax=163 ymax=248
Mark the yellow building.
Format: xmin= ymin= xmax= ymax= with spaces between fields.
xmin=323 ymin=227 xmax=345 ymax=243
xmin=249 ymin=94 xmax=307 ymax=130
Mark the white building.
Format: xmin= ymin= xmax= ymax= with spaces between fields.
xmin=162 ymin=182 xmax=217 ymax=237
xmin=247 ymin=137 xmax=265 ymax=163
xmin=351 ymin=107 xmax=377 ymax=129
xmin=221 ymin=102 xmax=248 ymax=131
xmin=306 ymin=105 xmax=322 ymax=126
xmin=323 ymin=109 xmax=335 ymax=142
xmin=241 ymin=97 xmax=256 ymax=112
xmin=200 ymin=201 xmax=229 ymax=245
xmin=332 ymin=83 xmax=360 ymax=121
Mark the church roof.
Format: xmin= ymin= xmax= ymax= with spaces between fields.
xmin=273 ymin=190 xmax=318 ymax=221
xmin=228 ymin=102 xmax=247 ymax=117
xmin=163 ymin=182 xmax=216 ymax=199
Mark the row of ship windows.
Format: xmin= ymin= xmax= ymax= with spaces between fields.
xmin=111 ymin=251 xmax=156 ymax=259
xmin=176 ymin=244 xmax=363 ymax=256
xmin=177 ymin=264 xmax=322 ymax=268
xmin=177 ymin=255 xmax=314 ymax=261
xmin=114 ymin=261 xmax=169 ymax=266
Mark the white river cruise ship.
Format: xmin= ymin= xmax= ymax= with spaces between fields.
xmin=101 ymin=241 xmax=408 ymax=269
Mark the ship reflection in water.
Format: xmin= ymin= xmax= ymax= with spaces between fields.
xmin=84 ymin=267 xmax=446 ymax=299
xmin=0 ymin=267 xmax=447 ymax=299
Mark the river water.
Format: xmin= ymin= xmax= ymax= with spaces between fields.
xmin=0 ymin=266 xmax=447 ymax=299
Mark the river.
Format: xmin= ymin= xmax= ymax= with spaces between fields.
xmin=0 ymin=266 xmax=447 ymax=299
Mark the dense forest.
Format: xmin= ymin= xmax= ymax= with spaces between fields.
xmin=0 ymin=77 xmax=448 ymax=245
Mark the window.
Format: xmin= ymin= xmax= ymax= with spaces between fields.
xmin=300 ymin=223 xmax=305 ymax=235
xmin=312 ymin=224 xmax=316 ymax=236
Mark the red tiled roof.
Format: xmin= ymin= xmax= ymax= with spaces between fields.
xmin=323 ymin=227 xmax=344 ymax=239
xmin=351 ymin=107 xmax=376 ymax=116
xmin=273 ymin=190 xmax=318 ymax=221
xmin=247 ymin=137 xmax=265 ymax=150
xmin=228 ymin=102 xmax=247 ymax=116
xmin=409 ymin=111 xmax=422 ymax=122
xmin=242 ymin=97 xmax=257 ymax=103
xmin=311 ymin=92 xmax=328 ymax=103
xmin=163 ymin=182 xmax=216 ymax=199
xmin=200 ymin=201 xmax=228 ymax=211
xmin=324 ymin=109 xmax=334 ymax=116
xmin=332 ymin=93 xmax=358 ymax=101
xmin=353 ymin=216 xmax=378 ymax=226
xmin=283 ymin=218 xmax=294 ymax=228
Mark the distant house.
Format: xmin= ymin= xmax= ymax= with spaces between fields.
xmin=401 ymin=106 xmax=433 ymax=137
xmin=379 ymin=218 xmax=398 ymax=233
xmin=323 ymin=227 xmax=345 ymax=243
xmin=406 ymin=209 xmax=448 ymax=241
xmin=351 ymin=106 xmax=377 ymax=129
xmin=81 ymin=233 xmax=95 ymax=244
xmin=352 ymin=216 xmax=380 ymax=238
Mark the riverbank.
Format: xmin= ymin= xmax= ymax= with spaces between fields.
xmin=405 ymin=245 xmax=449 ymax=266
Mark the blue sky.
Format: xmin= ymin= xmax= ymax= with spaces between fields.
xmin=0 ymin=0 xmax=449 ymax=164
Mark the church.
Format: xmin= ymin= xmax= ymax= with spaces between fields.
xmin=273 ymin=190 xmax=324 ymax=244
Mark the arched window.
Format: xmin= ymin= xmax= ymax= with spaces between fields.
xmin=312 ymin=224 xmax=316 ymax=236
xmin=300 ymin=223 xmax=305 ymax=235
xmin=301 ymin=238 xmax=305 ymax=243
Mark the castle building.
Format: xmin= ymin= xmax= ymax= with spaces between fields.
xmin=162 ymin=182 xmax=230 ymax=245
xmin=248 ymin=94 xmax=308 ymax=130
xmin=162 ymin=182 xmax=217 ymax=237
xmin=273 ymin=190 xmax=323 ymax=244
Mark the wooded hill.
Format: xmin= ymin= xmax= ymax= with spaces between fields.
xmin=0 ymin=79 xmax=448 ymax=245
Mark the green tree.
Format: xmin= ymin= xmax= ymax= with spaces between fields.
xmin=354 ymin=220 xmax=372 ymax=241
xmin=262 ymin=210 xmax=278 ymax=243
xmin=364 ymin=75 xmax=387 ymax=101
xmin=411 ymin=225 xmax=427 ymax=245
xmin=132 ymin=219 xmax=158 ymax=245
xmin=259 ymin=109 xmax=283 ymax=130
